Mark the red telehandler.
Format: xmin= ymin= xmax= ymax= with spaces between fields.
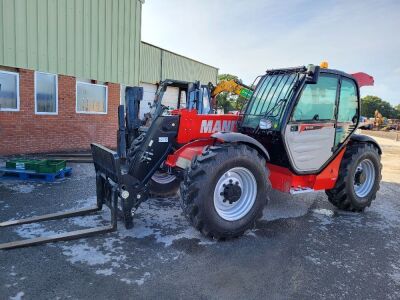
xmin=0 ymin=63 xmax=380 ymax=249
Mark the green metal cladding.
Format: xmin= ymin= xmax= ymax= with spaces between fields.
xmin=139 ymin=42 xmax=162 ymax=85
xmin=140 ymin=42 xmax=218 ymax=85
xmin=0 ymin=0 xmax=217 ymax=86
xmin=0 ymin=0 xmax=142 ymax=86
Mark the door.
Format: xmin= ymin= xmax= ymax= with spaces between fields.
xmin=284 ymin=74 xmax=339 ymax=173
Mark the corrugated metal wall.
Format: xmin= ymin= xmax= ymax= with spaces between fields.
xmin=140 ymin=42 xmax=162 ymax=84
xmin=140 ymin=42 xmax=218 ymax=85
xmin=0 ymin=0 xmax=142 ymax=86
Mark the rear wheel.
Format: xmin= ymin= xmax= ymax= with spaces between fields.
xmin=180 ymin=144 xmax=270 ymax=239
xmin=326 ymin=143 xmax=381 ymax=211
xmin=148 ymin=171 xmax=180 ymax=198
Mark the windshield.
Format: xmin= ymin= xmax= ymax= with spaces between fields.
xmin=241 ymin=73 xmax=301 ymax=130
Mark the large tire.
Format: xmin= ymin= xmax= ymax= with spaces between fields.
xmin=180 ymin=144 xmax=270 ymax=239
xmin=326 ymin=143 xmax=382 ymax=211
xmin=148 ymin=171 xmax=180 ymax=198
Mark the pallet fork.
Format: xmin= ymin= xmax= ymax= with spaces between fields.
xmin=0 ymin=144 xmax=141 ymax=250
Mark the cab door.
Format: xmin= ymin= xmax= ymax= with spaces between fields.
xmin=284 ymin=74 xmax=339 ymax=173
xmin=334 ymin=77 xmax=359 ymax=149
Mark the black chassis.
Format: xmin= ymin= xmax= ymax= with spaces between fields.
xmin=93 ymin=113 xmax=180 ymax=229
xmin=95 ymin=78 xmax=211 ymax=230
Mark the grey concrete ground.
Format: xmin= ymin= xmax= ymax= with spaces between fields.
xmin=1 ymin=150 xmax=400 ymax=299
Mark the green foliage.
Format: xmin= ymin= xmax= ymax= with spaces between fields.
xmin=361 ymin=95 xmax=399 ymax=119
xmin=216 ymin=92 xmax=234 ymax=113
xmin=216 ymin=73 xmax=247 ymax=112
xmin=218 ymin=74 xmax=239 ymax=82
xmin=234 ymin=95 xmax=247 ymax=110
xmin=395 ymin=104 xmax=400 ymax=117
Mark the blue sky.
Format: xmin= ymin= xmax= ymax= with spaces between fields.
xmin=142 ymin=0 xmax=400 ymax=105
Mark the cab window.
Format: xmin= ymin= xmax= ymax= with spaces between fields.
xmin=337 ymin=78 xmax=358 ymax=123
xmin=334 ymin=78 xmax=358 ymax=146
xmin=201 ymin=87 xmax=211 ymax=114
xmin=187 ymin=90 xmax=197 ymax=110
xmin=292 ymin=75 xmax=338 ymax=122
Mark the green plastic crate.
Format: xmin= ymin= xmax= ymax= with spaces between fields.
xmin=6 ymin=159 xmax=44 ymax=171
xmin=36 ymin=160 xmax=66 ymax=174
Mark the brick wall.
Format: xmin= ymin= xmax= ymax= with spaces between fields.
xmin=0 ymin=68 xmax=120 ymax=155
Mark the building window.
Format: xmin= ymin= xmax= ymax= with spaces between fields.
xmin=0 ymin=71 xmax=19 ymax=111
xmin=35 ymin=72 xmax=58 ymax=114
xmin=76 ymin=81 xmax=108 ymax=114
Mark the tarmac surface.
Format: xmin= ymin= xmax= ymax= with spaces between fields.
xmin=1 ymin=137 xmax=400 ymax=299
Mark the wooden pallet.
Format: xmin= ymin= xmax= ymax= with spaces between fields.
xmin=0 ymin=167 xmax=72 ymax=182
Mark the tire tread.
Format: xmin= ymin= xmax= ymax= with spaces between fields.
xmin=180 ymin=143 xmax=270 ymax=239
xmin=326 ymin=143 xmax=381 ymax=211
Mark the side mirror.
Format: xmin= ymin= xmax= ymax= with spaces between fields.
xmin=305 ymin=65 xmax=320 ymax=84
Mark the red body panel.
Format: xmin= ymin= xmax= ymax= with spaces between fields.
xmin=165 ymin=139 xmax=213 ymax=168
xmin=267 ymin=148 xmax=346 ymax=192
xmin=350 ymin=72 xmax=374 ymax=87
xmin=166 ymin=108 xmax=345 ymax=193
xmin=172 ymin=109 xmax=239 ymax=144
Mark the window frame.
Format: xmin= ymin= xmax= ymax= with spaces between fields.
xmin=76 ymin=81 xmax=108 ymax=115
xmin=0 ymin=70 xmax=20 ymax=112
xmin=34 ymin=71 xmax=58 ymax=115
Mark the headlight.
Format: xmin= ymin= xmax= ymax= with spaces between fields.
xmin=259 ymin=118 xmax=272 ymax=130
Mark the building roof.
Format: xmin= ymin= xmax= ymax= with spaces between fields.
xmin=141 ymin=41 xmax=218 ymax=70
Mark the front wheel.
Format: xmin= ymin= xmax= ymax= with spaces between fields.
xmin=180 ymin=144 xmax=270 ymax=239
xmin=326 ymin=143 xmax=382 ymax=211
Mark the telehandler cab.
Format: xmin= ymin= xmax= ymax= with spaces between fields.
xmin=0 ymin=63 xmax=381 ymax=249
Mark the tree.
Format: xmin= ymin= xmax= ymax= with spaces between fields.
xmin=234 ymin=95 xmax=247 ymax=110
xmin=216 ymin=92 xmax=234 ymax=113
xmin=395 ymin=104 xmax=400 ymax=119
xmin=215 ymin=74 xmax=247 ymax=113
xmin=361 ymin=95 xmax=398 ymax=119
xmin=217 ymin=74 xmax=239 ymax=82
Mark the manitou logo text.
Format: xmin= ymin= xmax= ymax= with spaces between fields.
xmin=200 ymin=120 xmax=236 ymax=133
